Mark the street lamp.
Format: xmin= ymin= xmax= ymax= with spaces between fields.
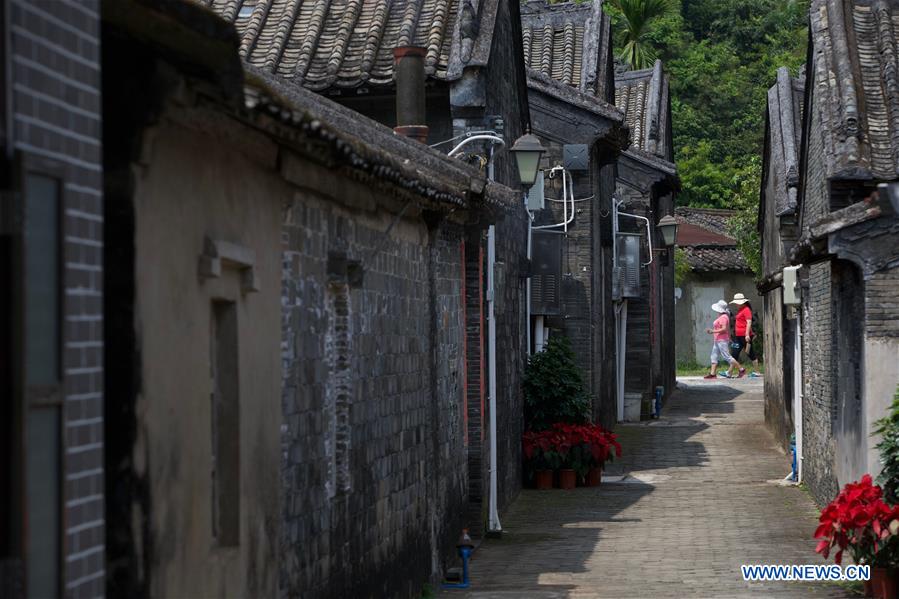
xmin=657 ymin=214 xmax=679 ymax=247
xmin=510 ymin=130 xmax=546 ymax=187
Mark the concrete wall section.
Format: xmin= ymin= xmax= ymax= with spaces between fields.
xmin=674 ymin=272 xmax=762 ymax=366
xmin=131 ymin=120 xmax=283 ymax=598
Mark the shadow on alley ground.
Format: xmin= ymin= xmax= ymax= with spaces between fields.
xmin=439 ymin=378 xmax=855 ymax=598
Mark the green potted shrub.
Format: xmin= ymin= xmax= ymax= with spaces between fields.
xmin=523 ymin=336 xmax=591 ymax=431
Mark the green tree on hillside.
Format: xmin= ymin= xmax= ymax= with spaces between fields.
xmin=606 ymin=0 xmax=677 ymax=69
xmin=609 ymin=0 xmax=808 ymax=223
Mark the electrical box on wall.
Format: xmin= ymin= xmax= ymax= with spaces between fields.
xmin=531 ymin=230 xmax=562 ymax=314
xmin=527 ymin=172 xmax=545 ymax=211
xmin=615 ymin=233 xmax=642 ymax=298
xmin=563 ymin=144 xmax=589 ymax=171
xmin=783 ymin=265 xmax=801 ymax=305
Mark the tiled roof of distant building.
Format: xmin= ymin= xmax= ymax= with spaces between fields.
xmin=674 ymin=207 xmax=751 ymax=272
xmin=614 ymin=60 xmax=672 ymax=161
xmin=199 ymin=0 xmax=502 ymax=91
xmin=520 ymin=0 xmax=614 ymax=100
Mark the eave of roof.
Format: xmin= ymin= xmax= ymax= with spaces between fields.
xmin=622 ymin=147 xmax=676 ymax=178
xmin=244 ymin=66 xmax=520 ymax=214
xmin=526 ymin=69 xmax=626 ymax=128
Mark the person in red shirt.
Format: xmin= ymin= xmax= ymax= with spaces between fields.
xmin=730 ymin=293 xmax=761 ymax=378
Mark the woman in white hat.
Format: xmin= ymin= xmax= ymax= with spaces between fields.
xmin=704 ymin=300 xmax=740 ymax=379
xmin=730 ymin=293 xmax=761 ymax=378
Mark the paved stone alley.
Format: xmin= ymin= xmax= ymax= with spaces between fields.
xmin=443 ymin=379 xmax=853 ymax=599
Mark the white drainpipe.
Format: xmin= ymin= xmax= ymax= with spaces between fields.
xmin=486 ymin=147 xmax=501 ymax=533
xmin=616 ymin=300 xmax=628 ymax=422
xmin=487 ymin=223 xmax=501 ymax=532
xmin=534 ymin=316 xmax=545 ymax=353
xmin=526 ymin=209 xmax=533 ymax=356
xmin=793 ymin=315 xmax=804 ymax=482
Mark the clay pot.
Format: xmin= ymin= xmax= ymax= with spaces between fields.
xmin=871 ymin=567 xmax=893 ymax=599
xmin=558 ymin=469 xmax=577 ymax=490
xmin=586 ymin=467 xmax=602 ymax=487
xmin=879 ymin=568 xmax=899 ymax=599
xmin=535 ymin=469 xmax=553 ymax=490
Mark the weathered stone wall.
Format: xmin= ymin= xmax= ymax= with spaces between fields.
xmin=797 ymin=89 xmax=840 ymax=505
xmin=280 ymin=162 xmax=470 ymax=597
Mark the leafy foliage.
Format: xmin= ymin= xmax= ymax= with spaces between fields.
xmin=874 ymin=387 xmax=899 ymax=506
xmin=606 ymin=0 xmax=677 ymax=69
xmin=725 ymin=155 xmax=763 ymax=277
xmin=674 ymin=247 xmax=691 ymax=287
xmin=523 ymin=336 xmax=591 ymax=431
xmin=608 ymin=0 xmax=808 ymax=211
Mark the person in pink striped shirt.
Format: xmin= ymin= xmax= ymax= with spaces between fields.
xmin=704 ymin=300 xmax=740 ymax=379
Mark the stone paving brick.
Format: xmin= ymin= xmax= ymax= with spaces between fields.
xmin=442 ymin=379 xmax=853 ymax=598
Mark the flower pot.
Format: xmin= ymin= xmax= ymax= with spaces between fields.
xmin=586 ymin=467 xmax=602 ymax=487
xmin=872 ymin=567 xmax=887 ymax=599
xmin=879 ymin=568 xmax=899 ymax=599
xmin=535 ymin=469 xmax=553 ymax=490
xmin=558 ymin=469 xmax=576 ymax=490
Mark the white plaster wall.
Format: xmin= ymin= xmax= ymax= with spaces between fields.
xmin=864 ymin=338 xmax=899 ymax=480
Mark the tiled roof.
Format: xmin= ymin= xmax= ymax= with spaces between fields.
xmin=198 ymin=0 xmax=498 ymax=91
xmin=809 ymin=0 xmax=899 ymax=181
xmin=764 ymin=67 xmax=804 ymax=216
xmin=676 ymin=223 xmax=735 ymax=247
xmin=614 ymin=60 xmax=671 ymax=160
xmin=674 ymin=207 xmax=749 ymax=272
xmin=520 ymin=0 xmax=614 ymax=100
xmin=681 ymin=247 xmax=750 ymax=272
xmin=674 ymin=207 xmax=733 ymax=237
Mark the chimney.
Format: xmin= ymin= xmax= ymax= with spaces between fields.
xmin=393 ymin=46 xmax=429 ymax=143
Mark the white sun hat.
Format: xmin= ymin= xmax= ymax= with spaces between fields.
xmin=711 ymin=300 xmax=728 ymax=313
xmin=730 ymin=293 xmax=749 ymax=304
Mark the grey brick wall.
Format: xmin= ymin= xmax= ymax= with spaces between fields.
xmin=280 ymin=194 xmax=468 ymax=598
xmin=801 ymin=261 xmax=839 ymax=505
xmin=532 ymin=140 xmax=596 ymax=393
xmin=867 ymin=267 xmax=899 ymax=337
xmin=483 ymin=0 xmax=529 ymax=516
xmin=7 ymin=1 xmax=104 ymax=596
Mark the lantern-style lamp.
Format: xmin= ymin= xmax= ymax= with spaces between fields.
xmin=657 ymin=214 xmax=679 ymax=247
xmin=510 ymin=130 xmax=546 ymax=187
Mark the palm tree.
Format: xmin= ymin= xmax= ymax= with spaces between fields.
xmin=609 ymin=0 xmax=675 ymax=70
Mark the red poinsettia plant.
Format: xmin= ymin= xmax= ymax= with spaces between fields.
xmin=814 ymin=475 xmax=899 ymax=566
xmin=523 ymin=423 xmax=622 ymax=478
